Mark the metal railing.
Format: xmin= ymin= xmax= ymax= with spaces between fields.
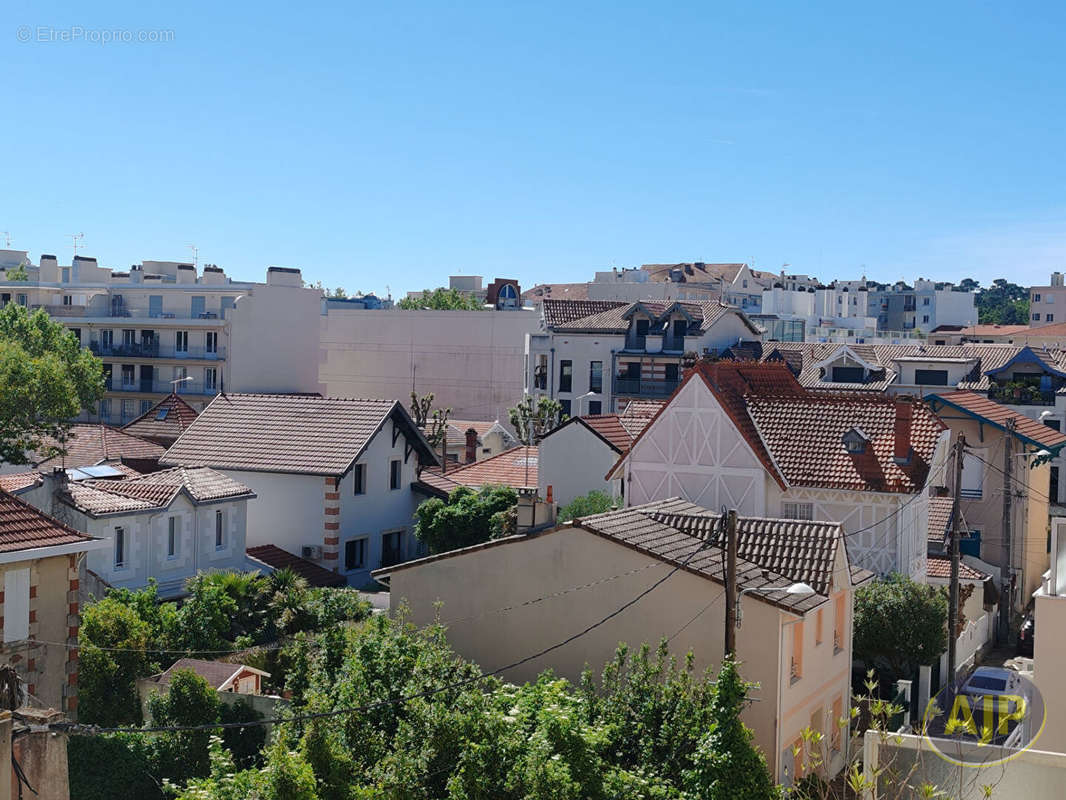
xmin=107 ymin=379 xmax=216 ymax=396
xmin=89 ymin=341 xmax=225 ymax=360
xmin=613 ymin=377 xmax=680 ymax=397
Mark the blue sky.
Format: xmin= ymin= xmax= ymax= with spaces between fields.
xmin=4 ymin=0 xmax=1066 ymax=296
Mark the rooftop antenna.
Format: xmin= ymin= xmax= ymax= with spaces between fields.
xmin=0 ymin=232 xmax=10 ymax=247
xmin=69 ymin=233 xmax=84 ymax=258
xmin=188 ymin=244 xmax=199 ymax=268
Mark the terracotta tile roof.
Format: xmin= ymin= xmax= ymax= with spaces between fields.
xmin=161 ymin=394 xmax=438 ymax=476
xmin=926 ymin=391 xmax=1066 ymax=452
xmin=548 ymin=414 xmax=653 ymax=454
xmin=0 ymin=489 xmax=97 ymax=553
xmin=926 ymin=554 xmax=989 ymax=581
xmin=548 ymin=300 xmax=763 ymax=337
xmin=927 ymin=496 xmax=954 ymax=546
xmin=437 ymin=420 xmax=516 ymax=450
xmin=0 ymin=472 xmax=42 ymax=494
xmin=541 ymin=299 xmax=627 ymax=328
xmin=32 ymin=424 xmax=165 ymax=469
xmin=415 ymin=446 xmax=538 ymax=496
xmin=154 ymin=658 xmax=266 ymax=690
xmin=618 ymin=399 xmax=666 ymax=418
xmin=246 ymin=544 xmax=348 ymax=588
xmin=61 ymin=466 xmax=254 ymax=516
xmin=640 ymin=263 xmax=753 ymax=284
xmin=523 ymin=283 xmax=590 ymax=303
xmin=121 ymin=393 xmax=200 ymax=444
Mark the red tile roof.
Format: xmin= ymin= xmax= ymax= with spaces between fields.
xmin=61 ymin=466 xmax=254 ymax=516
xmin=927 ymin=496 xmax=954 ymax=546
xmin=33 ymin=424 xmax=165 ymax=469
xmin=0 ymin=472 xmax=42 ymax=494
xmin=547 ymin=414 xmax=653 ymax=454
xmin=162 ymin=394 xmax=438 ymax=476
xmin=926 ymin=391 xmax=1066 ymax=452
xmin=927 ymin=554 xmax=989 ymax=581
xmin=121 ymin=393 xmax=200 ymax=444
xmin=416 ymin=446 xmax=539 ymax=496
xmin=541 ymin=300 xmax=627 ymax=328
xmin=246 ymin=544 xmax=347 ymax=587
xmin=0 ymin=490 xmax=97 ymax=553
xmin=547 ymin=299 xmax=763 ymax=337
xmin=619 ymin=399 xmax=666 ymax=418
xmin=523 ymin=283 xmax=590 ymax=304
xmin=154 ymin=658 xmax=266 ymax=690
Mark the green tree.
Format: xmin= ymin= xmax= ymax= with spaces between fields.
xmin=146 ymin=668 xmax=223 ymax=781
xmin=0 ymin=303 xmax=105 ymax=464
xmin=79 ymin=596 xmax=152 ymax=726
xmin=975 ymin=278 xmax=1030 ymax=325
xmin=558 ymin=490 xmax=615 ymax=522
xmin=397 ymin=287 xmax=484 ymax=310
xmin=414 ymin=484 xmax=518 ymax=553
xmin=853 ymin=573 xmax=947 ymax=678
xmin=5 ymin=264 xmax=29 ymax=281
xmin=508 ymin=395 xmax=566 ymax=446
xmin=410 ymin=390 xmax=451 ymax=451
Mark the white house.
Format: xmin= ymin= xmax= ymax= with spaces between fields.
xmin=526 ymin=298 xmax=763 ymax=415
xmin=17 ymin=466 xmax=255 ymax=599
xmin=160 ymin=393 xmax=439 ymax=588
xmin=608 ymin=360 xmax=950 ymax=578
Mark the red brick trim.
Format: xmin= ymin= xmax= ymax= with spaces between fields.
xmin=324 ymin=537 xmax=339 ymax=546
xmin=324 ymin=507 xmax=340 ymax=516
xmin=324 ymin=492 xmax=340 ymax=501
xmin=323 ymin=551 xmax=339 ymax=560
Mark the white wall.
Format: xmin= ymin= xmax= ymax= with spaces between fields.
xmin=222 ymin=470 xmax=324 ymax=555
xmin=538 ymin=423 xmax=619 ymax=507
xmin=321 ymin=309 xmax=540 ymax=421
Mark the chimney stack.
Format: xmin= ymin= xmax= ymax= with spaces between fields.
xmin=893 ymin=398 xmax=913 ymax=465
xmin=464 ymin=428 xmax=478 ymax=464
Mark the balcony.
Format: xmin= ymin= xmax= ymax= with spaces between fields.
xmin=89 ymin=341 xmax=225 ymax=360
xmin=625 ymin=333 xmax=647 ymax=350
xmin=107 ymin=379 xmax=217 ymax=396
xmin=613 ymin=376 xmax=680 ymax=397
xmin=989 ymin=383 xmax=1056 ymax=406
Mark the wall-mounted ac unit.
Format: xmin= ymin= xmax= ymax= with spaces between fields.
xmin=301 ymin=545 xmax=323 ymax=561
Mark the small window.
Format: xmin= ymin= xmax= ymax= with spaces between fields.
xmin=3 ymin=568 xmax=30 ymax=643
xmin=914 ymin=369 xmax=949 ymax=386
xmin=155 ymin=407 xmax=170 ymax=421
xmin=1048 ymin=314 xmax=1055 ymax=323
xmin=215 ymin=510 xmax=225 ymax=549
xmin=204 ymin=367 xmax=217 ymax=391
xmin=791 ymin=621 xmax=804 ymax=680
xmin=167 ymin=516 xmax=179 ymax=558
xmin=588 ymin=400 xmax=602 ymax=415
xmin=353 ymin=463 xmax=366 ymax=495
xmin=815 ymin=608 xmax=824 ymax=645
xmin=345 ymin=538 xmax=367 ymax=571
xmin=1034 ymin=293 xmax=1042 ymax=302
xmin=560 ymin=398 xmax=572 ymax=417
xmin=63 ymin=295 xmax=73 ymax=306
xmin=114 ymin=527 xmax=126 ymax=567
xmin=922 ymin=315 xmax=930 ymax=323
xmin=68 ymin=327 xmax=80 ymax=343
xmin=559 ymin=360 xmax=573 ymax=393
xmin=831 ymin=366 xmax=865 ymax=383
xmin=389 ymin=459 xmax=401 ymax=490
xmin=589 ymin=361 xmax=603 ymax=393
xmin=833 ymin=594 xmax=846 ymax=651
xmin=1033 ymin=313 xmax=1041 ymax=321
xmin=923 ymin=297 xmax=930 ymax=306
xmin=782 ymin=502 xmax=814 ymax=521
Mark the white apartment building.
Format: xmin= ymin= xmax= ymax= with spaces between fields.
xmin=1029 ymin=272 xmax=1066 ymax=327
xmin=0 ymin=250 xmax=323 ymax=425
xmin=525 ymin=299 xmax=763 ymax=415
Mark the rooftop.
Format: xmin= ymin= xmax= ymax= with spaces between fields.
xmin=32 ymin=424 xmax=164 ymax=470
xmin=161 ymin=393 xmax=438 ymax=476
xmin=153 ymin=658 xmax=268 ymax=690
xmin=545 ymin=299 xmax=763 ymax=337
xmin=121 ymin=393 xmax=200 ymax=444
xmin=926 ymin=554 xmax=990 ymax=581
xmin=926 ymin=390 xmax=1066 ymax=452
xmin=415 ymin=446 xmax=539 ymax=497
xmin=0 ymin=489 xmax=99 ymax=554
xmin=246 ymin=544 xmax=347 ymax=588
xmin=60 ymin=466 xmax=254 ymax=516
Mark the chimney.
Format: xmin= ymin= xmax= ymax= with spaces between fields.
xmin=893 ymin=398 xmax=913 ymax=465
xmin=464 ymin=428 xmax=478 ymax=463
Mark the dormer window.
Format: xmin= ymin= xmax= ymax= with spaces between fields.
xmin=842 ymin=427 xmax=869 ymax=454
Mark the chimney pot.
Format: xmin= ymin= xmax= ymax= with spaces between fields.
xmin=893 ymin=398 xmax=914 ymax=465
xmin=464 ymin=428 xmax=478 ymax=463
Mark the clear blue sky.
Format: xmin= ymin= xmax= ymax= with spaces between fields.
xmin=5 ymin=0 xmax=1065 ymax=296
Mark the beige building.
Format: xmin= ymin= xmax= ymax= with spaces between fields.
xmin=0 ymin=489 xmax=106 ymax=717
xmin=375 ymin=499 xmax=872 ymax=788
xmin=0 ymin=250 xmax=323 ymax=426
xmin=1033 ymin=517 xmax=1066 ymax=754
xmin=1029 ymin=272 xmax=1066 ymax=327
xmin=925 ymin=391 xmax=1066 ymax=614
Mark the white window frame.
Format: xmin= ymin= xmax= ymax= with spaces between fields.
xmin=344 ymin=537 xmax=368 ymax=572
xmin=353 ymin=463 xmax=366 ymax=495
xmin=114 ymin=526 xmax=126 ymax=568
xmin=782 ymin=502 xmax=814 ymax=521
xmin=167 ymin=516 xmax=179 ymax=559
xmin=389 ymin=459 xmax=402 ymax=491
xmin=3 ymin=568 xmax=30 ymax=643
xmin=215 ymin=509 xmax=225 ymax=550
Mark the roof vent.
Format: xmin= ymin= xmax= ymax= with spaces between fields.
xmin=842 ymin=427 xmax=869 ymax=454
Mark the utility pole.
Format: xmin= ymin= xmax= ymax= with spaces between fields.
xmin=724 ymin=509 xmax=738 ymax=657
xmin=999 ymin=419 xmax=1016 ymax=642
xmin=948 ymin=433 xmax=965 ymax=682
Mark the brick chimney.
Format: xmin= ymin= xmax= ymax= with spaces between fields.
xmin=893 ymin=398 xmax=913 ymax=465
xmin=464 ymin=428 xmax=478 ymax=463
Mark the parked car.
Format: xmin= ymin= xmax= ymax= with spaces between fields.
xmin=959 ymin=666 xmax=1023 ymax=699
xmin=1017 ymin=612 xmax=1035 ymax=657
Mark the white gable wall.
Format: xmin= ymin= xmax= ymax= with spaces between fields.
xmin=538 ymin=423 xmax=619 ymax=508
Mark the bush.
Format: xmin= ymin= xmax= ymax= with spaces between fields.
xmin=558 ymin=490 xmax=615 ymax=522
xmin=414 ymin=485 xmax=518 ymax=553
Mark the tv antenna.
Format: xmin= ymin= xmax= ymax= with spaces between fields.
xmin=69 ymin=233 xmax=84 ymax=257
xmin=188 ymin=244 xmax=199 ymax=268
xmin=0 ymin=232 xmax=10 ymax=247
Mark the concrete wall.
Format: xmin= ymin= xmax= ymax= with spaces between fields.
xmin=221 ymin=470 xmax=323 ymax=556
xmin=537 ymin=423 xmax=619 ymax=507
xmin=321 ymin=309 xmax=540 ymax=421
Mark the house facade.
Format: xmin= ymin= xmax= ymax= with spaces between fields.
xmin=0 ymin=489 xmax=106 ymax=716
xmin=375 ymin=499 xmax=871 ymax=787
xmin=0 ymin=251 xmax=323 ymax=425
xmin=161 ymin=393 xmax=439 ymax=588
xmin=609 ymin=361 xmax=949 ymax=578
xmin=525 ymin=298 xmax=763 ymax=415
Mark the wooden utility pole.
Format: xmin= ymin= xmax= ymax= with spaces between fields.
xmin=948 ymin=434 xmax=965 ymax=682
xmin=999 ymin=419 xmax=1016 ymax=642
xmin=724 ymin=509 xmax=738 ymax=657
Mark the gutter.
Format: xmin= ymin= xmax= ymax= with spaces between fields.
xmin=0 ymin=537 xmax=108 ymax=564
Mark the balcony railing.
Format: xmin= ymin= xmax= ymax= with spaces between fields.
xmin=89 ymin=341 xmax=225 ymax=360
xmin=33 ymin=303 xmax=227 ymax=321
xmin=988 ymin=385 xmax=1056 ymax=406
xmin=613 ymin=377 xmax=680 ymax=397
xmin=107 ymin=380 xmax=217 ymax=396
xmin=625 ymin=334 xmax=647 ymax=350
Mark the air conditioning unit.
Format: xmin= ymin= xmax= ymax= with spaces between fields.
xmin=301 ymin=545 xmax=323 ymax=561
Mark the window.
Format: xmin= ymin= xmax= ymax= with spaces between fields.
xmin=63 ymin=295 xmax=73 ymax=306
xmin=914 ymin=369 xmax=949 ymax=385
xmin=1052 ymin=466 xmax=1060 ymax=505
xmin=167 ymin=516 xmax=179 ymax=558
xmin=960 ymin=450 xmax=985 ymax=498
xmin=121 ymin=399 xmax=135 ymax=421
xmin=1033 ymin=313 xmax=1041 ymax=321
xmin=832 ymin=366 xmax=864 ymax=382
xmin=832 ymin=697 xmax=844 ymax=752
xmin=782 ymin=502 xmax=814 ymax=521
xmin=353 ymin=463 xmax=366 ymax=495
xmin=381 ymin=530 xmax=404 ymax=567
xmin=123 ymin=329 xmax=136 ymax=347
xmin=791 ymin=621 xmax=804 ymax=680
xmin=589 ymin=361 xmax=603 ymax=393
xmin=215 ymin=510 xmax=225 ymax=549
xmin=100 ymin=398 xmax=112 ymax=420
xmin=923 ymin=297 xmax=930 ymax=306
xmin=61 ymin=267 xmax=71 ymax=283
xmin=389 ymin=459 xmax=401 ymax=490
xmin=1047 ymin=419 xmax=1061 ymax=431
xmin=742 ymin=279 xmax=748 ymax=288
xmin=664 ymin=363 xmax=679 ymax=382
xmin=922 ymin=315 xmax=930 ymax=323
xmin=140 ymin=400 xmax=153 ymax=414
xmin=1048 ymin=314 xmax=1055 ymax=323
xmin=588 ymin=400 xmax=602 ymax=415
xmin=1049 ymin=295 xmax=1056 ymax=304
xmin=560 ymin=398 xmax=572 ymax=417
xmin=69 ymin=328 xmax=80 ymax=344
xmin=205 ymin=331 xmax=218 ymax=354
xmin=176 ymin=331 xmax=189 ymax=353
xmin=345 ymin=538 xmax=367 ymax=571
xmin=2 ymin=568 xmax=30 ymax=643
xmin=114 ymin=527 xmax=126 ymax=567
xmin=204 ymin=367 xmax=217 ymax=391
xmin=16 ymin=294 xmax=27 ymax=306
xmin=815 ymin=608 xmax=824 ymax=645
xmin=121 ymin=364 xmax=136 ymax=387
xmin=559 ymin=360 xmax=573 ymax=392
xmin=960 ymin=528 xmax=982 ymax=558
xmin=101 ymin=329 xmax=114 ymax=349
xmin=833 ymin=594 xmax=845 ymax=651
xmin=1034 ymin=293 xmax=1042 ymax=302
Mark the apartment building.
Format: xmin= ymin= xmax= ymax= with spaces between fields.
xmin=864 ymin=278 xmax=976 ymax=334
xmin=0 ymin=250 xmax=323 ymax=425
xmin=1029 ymin=272 xmax=1066 ymax=327
xmin=525 ymin=298 xmax=763 ymax=415
xmin=405 ymin=275 xmax=523 ymax=310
